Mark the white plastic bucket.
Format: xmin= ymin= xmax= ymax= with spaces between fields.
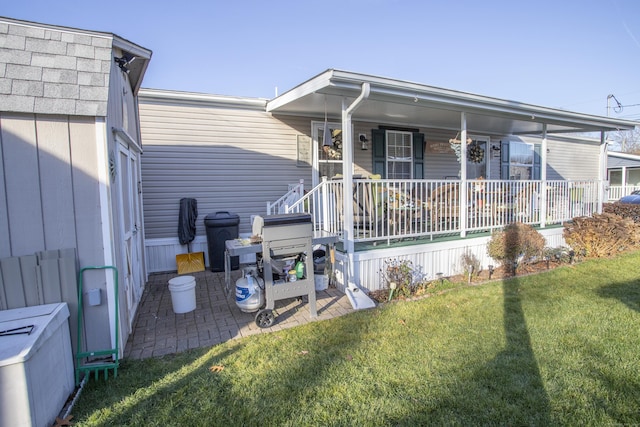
xmin=315 ymin=274 xmax=328 ymax=291
xmin=168 ymin=275 xmax=196 ymax=314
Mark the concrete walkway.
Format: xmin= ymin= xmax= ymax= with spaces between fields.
xmin=124 ymin=269 xmax=355 ymax=360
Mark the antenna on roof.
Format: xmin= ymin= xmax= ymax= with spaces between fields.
xmin=275 ymin=86 xmax=278 ymax=97
xmin=607 ymin=94 xmax=623 ymax=116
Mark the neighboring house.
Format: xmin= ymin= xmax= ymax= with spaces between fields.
xmin=138 ymin=70 xmax=637 ymax=291
xmin=0 ymin=16 xmax=151 ymax=357
xmin=607 ymin=151 xmax=640 ymax=200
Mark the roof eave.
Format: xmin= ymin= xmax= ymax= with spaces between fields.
xmin=267 ymin=69 xmax=638 ymax=133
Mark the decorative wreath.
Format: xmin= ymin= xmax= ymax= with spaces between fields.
xmin=448 ymin=138 xmax=485 ymax=164
xmin=467 ymin=142 xmax=485 ymax=163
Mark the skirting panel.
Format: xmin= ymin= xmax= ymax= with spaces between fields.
xmin=145 ymin=235 xmax=256 ymax=273
xmin=339 ymin=228 xmax=566 ymax=292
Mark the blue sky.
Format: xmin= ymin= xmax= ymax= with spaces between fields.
xmin=3 ymin=0 xmax=640 ymax=119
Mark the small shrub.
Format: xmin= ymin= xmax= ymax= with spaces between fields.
xmin=460 ymin=250 xmax=481 ymax=282
xmin=563 ymin=213 xmax=640 ymax=258
xmin=487 ymin=222 xmax=545 ymax=272
xmin=543 ymin=246 xmax=575 ymax=264
xmin=380 ymin=258 xmax=418 ymax=299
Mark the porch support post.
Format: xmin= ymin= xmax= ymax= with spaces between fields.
xmin=598 ymin=131 xmax=607 ymax=213
xmin=341 ymin=83 xmax=370 ymax=285
xmin=540 ymin=124 xmax=547 ymax=228
xmin=459 ymin=112 xmax=468 ymax=238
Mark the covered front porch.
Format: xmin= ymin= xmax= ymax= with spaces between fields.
xmin=268 ymin=177 xmax=598 ymax=292
xmin=264 ymin=70 xmax=636 ymax=290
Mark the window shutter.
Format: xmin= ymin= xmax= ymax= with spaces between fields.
xmin=500 ymin=140 xmax=510 ymax=179
xmin=533 ymin=144 xmax=541 ymax=179
xmin=372 ymin=129 xmax=386 ymax=178
xmin=413 ymin=132 xmax=424 ymax=179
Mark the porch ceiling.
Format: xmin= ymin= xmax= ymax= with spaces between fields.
xmin=267 ymin=69 xmax=637 ymax=136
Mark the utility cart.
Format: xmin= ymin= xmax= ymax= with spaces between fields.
xmin=252 ymin=213 xmax=316 ymax=328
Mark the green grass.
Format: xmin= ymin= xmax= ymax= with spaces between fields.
xmin=72 ymin=251 xmax=640 ymax=426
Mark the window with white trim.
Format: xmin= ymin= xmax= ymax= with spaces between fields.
xmin=386 ymin=130 xmax=413 ymax=179
xmin=508 ymin=141 xmax=534 ymax=180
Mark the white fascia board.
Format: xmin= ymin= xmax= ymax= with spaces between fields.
xmin=266 ymin=69 xmax=336 ymax=112
xmin=366 ymin=83 xmax=637 ymax=132
xmin=112 ymin=36 xmax=152 ymax=60
xmin=607 ymin=151 xmax=640 ymax=161
xmin=139 ymin=88 xmax=267 ymax=110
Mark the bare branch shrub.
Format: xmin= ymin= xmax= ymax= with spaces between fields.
xmin=563 ymin=213 xmax=640 ymax=258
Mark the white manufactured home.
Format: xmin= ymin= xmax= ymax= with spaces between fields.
xmin=138 ymin=70 xmax=637 ymax=292
xmin=607 ymin=151 xmax=640 ymax=200
xmin=0 ymin=16 xmax=151 ymax=358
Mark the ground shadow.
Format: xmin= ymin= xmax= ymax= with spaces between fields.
xmin=597 ymin=280 xmax=640 ymax=313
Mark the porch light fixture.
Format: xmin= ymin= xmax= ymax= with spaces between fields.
xmin=359 ymin=133 xmax=368 ymax=150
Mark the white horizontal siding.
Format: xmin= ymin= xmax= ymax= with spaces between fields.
xmin=139 ymin=96 xmax=315 ymax=240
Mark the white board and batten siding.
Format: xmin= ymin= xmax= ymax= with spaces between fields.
xmin=139 ymin=89 xmax=316 ymax=272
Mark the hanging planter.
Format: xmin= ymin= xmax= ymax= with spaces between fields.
xmin=448 ymin=133 xmax=474 ymax=163
xmin=323 ymin=129 xmax=343 ymax=160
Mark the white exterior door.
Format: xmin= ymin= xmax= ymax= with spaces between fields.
xmin=117 ymin=139 xmax=144 ymax=329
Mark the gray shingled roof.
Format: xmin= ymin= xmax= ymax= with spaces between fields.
xmin=0 ymin=17 xmax=151 ymax=117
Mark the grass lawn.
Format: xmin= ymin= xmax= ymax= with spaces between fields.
xmin=72 ymin=251 xmax=640 ymax=426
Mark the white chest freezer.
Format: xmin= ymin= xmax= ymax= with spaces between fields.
xmin=0 ymin=303 xmax=75 ymax=427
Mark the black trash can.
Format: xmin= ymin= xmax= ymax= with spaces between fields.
xmin=204 ymin=211 xmax=240 ymax=272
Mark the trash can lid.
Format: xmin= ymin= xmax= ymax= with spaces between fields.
xmin=204 ymin=211 xmax=240 ymax=226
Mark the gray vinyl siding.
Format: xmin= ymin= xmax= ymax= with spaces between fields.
xmin=352 ymin=125 xmax=601 ymax=181
xmin=353 ymin=125 xmax=486 ymax=180
xmin=519 ymin=135 xmax=600 ymax=180
xmin=139 ymin=94 xmax=315 ymax=238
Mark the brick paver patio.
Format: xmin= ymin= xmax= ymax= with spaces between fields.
xmin=124 ymin=269 xmax=355 ymax=359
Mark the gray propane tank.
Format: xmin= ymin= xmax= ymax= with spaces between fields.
xmin=235 ymin=267 xmax=264 ymax=313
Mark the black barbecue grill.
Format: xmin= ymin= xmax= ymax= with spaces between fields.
xmin=252 ymin=213 xmax=316 ymax=328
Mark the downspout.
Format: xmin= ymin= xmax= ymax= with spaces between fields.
xmin=342 ymin=83 xmax=370 ymax=283
xmin=459 ymin=113 xmax=467 ymax=238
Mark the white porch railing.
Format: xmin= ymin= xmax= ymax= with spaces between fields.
xmin=266 ymin=179 xmax=305 ymax=215
xmin=608 ymin=185 xmax=640 ymax=201
xmin=285 ymin=178 xmax=605 ymax=244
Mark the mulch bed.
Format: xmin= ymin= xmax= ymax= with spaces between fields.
xmin=369 ymin=259 xmax=572 ymax=303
